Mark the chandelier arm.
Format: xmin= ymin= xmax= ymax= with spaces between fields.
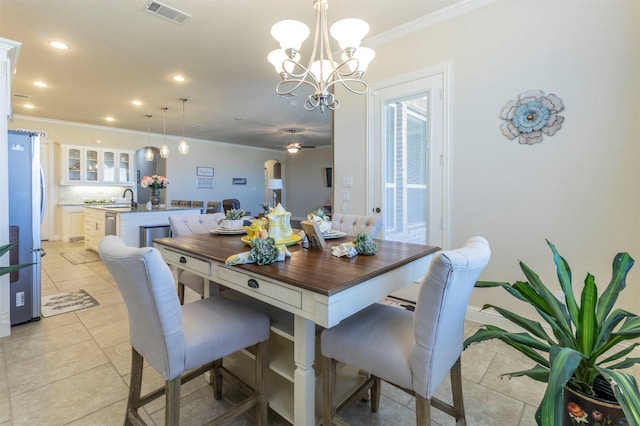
xmin=276 ymin=78 xmax=320 ymax=96
xmin=326 ymin=77 xmax=369 ymax=95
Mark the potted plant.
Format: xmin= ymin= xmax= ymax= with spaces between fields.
xmin=221 ymin=208 xmax=245 ymax=229
xmin=464 ymin=240 xmax=640 ymax=425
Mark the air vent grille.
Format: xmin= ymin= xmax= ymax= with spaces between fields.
xmin=13 ymin=93 xmax=30 ymax=99
xmin=145 ymin=1 xmax=192 ymax=25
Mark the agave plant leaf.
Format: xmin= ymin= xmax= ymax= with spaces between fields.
xmin=596 ymin=252 xmax=634 ymax=324
xmin=480 ymin=304 xmax=554 ymax=345
xmin=595 ymin=309 xmax=634 ymax=349
xmin=504 ymin=364 xmax=550 ymax=383
xmin=0 ymin=243 xmax=33 ymax=277
xmin=597 ymin=368 xmax=640 ymax=422
xmin=576 ymin=273 xmax=597 ymax=355
xmin=464 ymin=326 xmax=550 ymax=366
xmin=603 ymin=356 xmax=640 ymax=370
xmin=536 ymin=346 xmax=585 ymax=426
xmin=520 ymin=261 xmax=573 ymax=335
xmin=547 ymin=240 xmax=580 ymax=327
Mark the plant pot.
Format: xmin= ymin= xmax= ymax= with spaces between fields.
xmin=221 ymin=219 xmax=244 ymax=229
xmin=564 ymin=379 xmax=627 ymax=425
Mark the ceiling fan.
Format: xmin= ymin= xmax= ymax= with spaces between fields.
xmin=280 ymin=129 xmax=316 ymax=153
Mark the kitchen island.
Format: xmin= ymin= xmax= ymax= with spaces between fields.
xmin=83 ymin=205 xmax=201 ymax=251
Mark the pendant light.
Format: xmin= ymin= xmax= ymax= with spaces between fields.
xmin=144 ymin=114 xmax=154 ymax=161
xmin=160 ymin=106 xmax=170 ymax=158
xmin=178 ymin=98 xmax=189 ymax=155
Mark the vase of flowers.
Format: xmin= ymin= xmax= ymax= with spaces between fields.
xmin=140 ymin=175 xmax=169 ymax=208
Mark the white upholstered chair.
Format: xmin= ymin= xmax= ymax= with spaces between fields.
xmin=321 ymin=236 xmax=491 ymax=426
xmin=330 ymin=213 xmax=383 ymax=238
xmin=168 ymin=213 xmax=225 ymax=303
xmin=98 ymin=236 xmax=270 ymax=425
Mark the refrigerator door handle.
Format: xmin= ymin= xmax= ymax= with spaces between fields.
xmin=39 ymin=163 xmax=46 ymax=223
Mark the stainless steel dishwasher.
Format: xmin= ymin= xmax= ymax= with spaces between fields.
xmin=105 ymin=212 xmax=117 ymax=236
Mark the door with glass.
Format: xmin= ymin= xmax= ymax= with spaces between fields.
xmin=369 ymin=71 xmax=447 ymax=247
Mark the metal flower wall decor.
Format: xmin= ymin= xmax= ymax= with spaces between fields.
xmin=500 ymin=90 xmax=565 ymax=145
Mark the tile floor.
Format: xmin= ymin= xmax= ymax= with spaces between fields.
xmin=0 ymin=240 xmax=547 ymax=425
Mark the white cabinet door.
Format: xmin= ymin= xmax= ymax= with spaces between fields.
xmin=60 ymin=144 xmax=134 ymax=185
xmin=64 ymin=146 xmax=82 ymax=183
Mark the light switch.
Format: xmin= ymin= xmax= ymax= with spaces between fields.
xmin=342 ymin=177 xmax=353 ymax=188
xmin=342 ymin=191 xmax=350 ymax=201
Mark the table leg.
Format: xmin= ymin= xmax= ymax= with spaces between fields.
xmin=294 ymin=315 xmax=316 ymax=426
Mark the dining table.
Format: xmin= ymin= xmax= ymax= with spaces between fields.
xmin=153 ymin=232 xmax=438 ymax=425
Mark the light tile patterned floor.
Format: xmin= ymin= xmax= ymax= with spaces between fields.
xmin=0 ymin=240 xmax=544 ymax=425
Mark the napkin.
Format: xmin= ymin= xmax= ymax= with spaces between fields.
xmin=331 ymin=242 xmax=358 ymax=258
xmin=225 ymin=245 xmax=292 ymax=265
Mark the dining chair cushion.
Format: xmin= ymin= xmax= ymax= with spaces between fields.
xmin=321 ymin=236 xmax=490 ymax=400
xmin=169 ymin=213 xmax=225 ymax=236
xmin=321 ymin=303 xmax=414 ymax=389
xmin=99 ymin=235 xmax=270 ymax=380
xmin=330 ymin=213 xmax=383 ymax=238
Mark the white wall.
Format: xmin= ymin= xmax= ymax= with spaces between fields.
xmin=334 ymin=0 xmax=640 ymax=315
xmin=285 ymin=146 xmax=333 ymax=219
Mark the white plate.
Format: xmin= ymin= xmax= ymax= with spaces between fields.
xmin=322 ymin=231 xmax=348 ymax=239
xmin=210 ymin=227 xmax=246 ymax=235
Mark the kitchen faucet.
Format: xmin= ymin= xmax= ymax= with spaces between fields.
xmin=123 ymin=188 xmax=137 ymax=208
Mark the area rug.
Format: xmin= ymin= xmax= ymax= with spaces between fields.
xmin=60 ymin=250 xmax=101 ymax=265
xmin=378 ymin=295 xmax=416 ymax=312
xmin=41 ymin=289 xmax=99 ymax=317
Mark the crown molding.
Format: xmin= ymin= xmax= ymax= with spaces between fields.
xmin=366 ymin=0 xmax=499 ymax=47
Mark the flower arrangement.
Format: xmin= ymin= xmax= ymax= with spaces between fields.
xmin=140 ymin=175 xmax=169 ymax=189
xmin=225 ymin=208 xmax=245 ymax=220
xmin=259 ymin=202 xmax=271 ymax=213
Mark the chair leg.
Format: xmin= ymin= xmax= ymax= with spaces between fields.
xmin=165 ymin=376 xmax=181 ymax=425
xmin=415 ymin=395 xmax=431 ymax=426
xmin=177 ymin=282 xmax=185 ymax=305
xmin=322 ymin=355 xmax=337 ymax=426
xmin=212 ymin=359 xmax=223 ymax=400
xmin=125 ymin=348 xmax=144 ymax=426
xmin=255 ymin=340 xmax=269 ymax=426
xmin=450 ymin=356 xmax=466 ymax=425
xmin=370 ymin=376 xmax=381 ymax=413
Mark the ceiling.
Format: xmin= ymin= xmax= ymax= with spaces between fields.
xmin=1 ymin=0 xmax=458 ymax=150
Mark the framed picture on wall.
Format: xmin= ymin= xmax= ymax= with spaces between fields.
xmin=197 ymin=166 xmax=214 ymax=177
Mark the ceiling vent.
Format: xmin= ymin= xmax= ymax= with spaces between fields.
xmin=144 ymin=1 xmax=192 ymax=25
xmin=13 ymin=93 xmax=30 ymax=99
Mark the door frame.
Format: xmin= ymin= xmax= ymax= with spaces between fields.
xmin=366 ymin=63 xmax=451 ymax=249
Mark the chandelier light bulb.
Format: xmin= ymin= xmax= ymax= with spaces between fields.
xmin=271 ymin=20 xmax=310 ymax=53
xmin=287 ymin=146 xmax=299 ymax=154
xmin=268 ymin=49 xmax=300 ymax=75
xmin=342 ymin=46 xmax=376 ymax=75
xmin=329 ymin=18 xmax=369 ymax=52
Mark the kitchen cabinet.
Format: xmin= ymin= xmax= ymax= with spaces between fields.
xmin=60 ymin=144 xmax=134 ymax=185
xmin=60 ymin=205 xmax=85 ymax=242
xmin=84 ymin=207 xmax=106 ymax=252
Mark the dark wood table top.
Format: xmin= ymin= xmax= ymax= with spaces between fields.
xmin=154 ymin=233 xmax=439 ymax=296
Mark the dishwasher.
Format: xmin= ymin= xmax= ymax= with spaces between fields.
xmin=105 ymin=212 xmax=117 ymax=236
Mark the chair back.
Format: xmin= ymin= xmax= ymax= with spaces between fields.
xmin=222 ymin=199 xmax=240 ymax=212
xmin=410 ymin=236 xmax=490 ymax=398
xmin=206 ymin=201 xmax=220 ymax=214
xmin=169 ymin=213 xmax=225 ymax=236
xmin=331 ymin=213 xmax=383 ymax=238
xmin=98 ymin=235 xmax=186 ymax=380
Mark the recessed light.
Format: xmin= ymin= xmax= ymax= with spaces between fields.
xmin=24 ymin=104 xmax=35 ymax=109
xmin=49 ymin=41 xmax=70 ymax=50
xmin=132 ymin=100 xmax=142 ymax=106
xmin=33 ymin=81 xmax=47 ymax=88
xmin=172 ymin=75 xmax=186 ymax=82
xmin=105 ymin=116 xmax=115 ymax=122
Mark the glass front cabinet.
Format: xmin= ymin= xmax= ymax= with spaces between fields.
xmin=60 ymin=144 xmax=134 ymax=185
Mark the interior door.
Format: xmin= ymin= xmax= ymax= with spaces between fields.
xmin=368 ymin=69 xmax=447 ymax=248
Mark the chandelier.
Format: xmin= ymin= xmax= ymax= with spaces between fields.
xmin=160 ymin=107 xmax=169 ymax=158
xmin=144 ymin=114 xmax=154 ymax=161
xmin=178 ymin=98 xmax=189 ymax=155
xmin=267 ymin=0 xmax=375 ymax=113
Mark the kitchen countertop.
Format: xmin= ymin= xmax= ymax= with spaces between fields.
xmin=83 ymin=205 xmax=200 ymax=214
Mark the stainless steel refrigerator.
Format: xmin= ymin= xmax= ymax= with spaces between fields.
xmin=8 ymin=130 xmax=44 ymax=325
